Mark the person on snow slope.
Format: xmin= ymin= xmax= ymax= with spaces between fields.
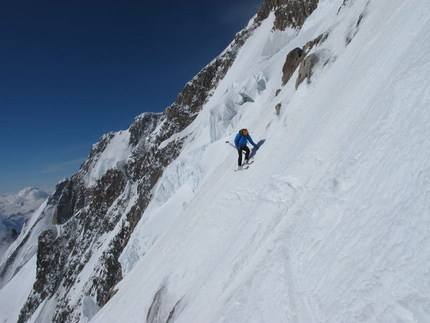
xmin=234 ymin=128 xmax=258 ymax=170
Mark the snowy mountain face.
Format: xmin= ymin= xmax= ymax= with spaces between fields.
xmin=0 ymin=187 xmax=50 ymax=259
xmin=1 ymin=0 xmax=430 ymax=322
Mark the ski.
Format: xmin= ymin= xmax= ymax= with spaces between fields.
xmin=234 ymin=166 xmax=250 ymax=172
xmin=234 ymin=160 xmax=254 ymax=171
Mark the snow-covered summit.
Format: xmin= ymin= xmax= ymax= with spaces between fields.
xmin=1 ymin=0 xmax=429 ymax=322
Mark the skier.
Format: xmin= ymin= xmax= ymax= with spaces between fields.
xmin=234 ymin=128 xmax=258 ymax=169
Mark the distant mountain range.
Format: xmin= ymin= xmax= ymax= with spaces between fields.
xmin=0 ymin=187 xmax=50 ymax=258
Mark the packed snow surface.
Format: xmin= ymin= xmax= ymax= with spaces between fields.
xmin=1 ymin=0 xmax=429 ymax=322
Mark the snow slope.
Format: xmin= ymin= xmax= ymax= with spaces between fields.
xmin=1 ymin=0 xmax=429 ymax=322
xmin=91 ymin=0 xmax=430 ymax=322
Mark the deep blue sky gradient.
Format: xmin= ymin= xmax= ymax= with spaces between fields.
xmin=0 ymin=0 xmax=262 ymax=193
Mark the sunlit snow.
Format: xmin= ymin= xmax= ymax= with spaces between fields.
xmin=1 ymin=0 xmax=429 ymax=322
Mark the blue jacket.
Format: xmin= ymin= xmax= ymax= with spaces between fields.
xmin=234 ymin=131 xmax=257 ymax=148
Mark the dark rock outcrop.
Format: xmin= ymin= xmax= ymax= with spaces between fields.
xmin=255 ymin=0 xmax=319 ymax=30
xmin=282 ymin=32 xmax=329 ymax=87
xmin=282 ymin=47 xmax=304 ymax=85
xmin=275 ymin=103 xmax=282 ymax=115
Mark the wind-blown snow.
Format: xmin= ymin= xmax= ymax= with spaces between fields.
xmin=1 ymin=0 xmax=429 ymax=322
xmin=86 ymin=130 xmax=132 ymax=187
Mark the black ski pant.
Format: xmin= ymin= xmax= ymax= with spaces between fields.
xmin=237 ymin=146 xmax=250 ymax=166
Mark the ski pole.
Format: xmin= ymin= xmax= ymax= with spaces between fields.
xmin=225 ymin=141 xmax=236 ymax=149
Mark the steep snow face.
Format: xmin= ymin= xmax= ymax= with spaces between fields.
xmin=1 ymin=0 xmax=430 ymax=322
xmin=95 ymin=0 xmax=430 ymax=322
xmin=84 ymin=130 xmax=132 ymax=187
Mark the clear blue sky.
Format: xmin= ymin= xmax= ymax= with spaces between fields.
xmin=0 ymin=0 xmax=262 ymax=194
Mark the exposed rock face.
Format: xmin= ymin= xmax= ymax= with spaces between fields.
xmin=52 ymin=178 xmax=85 ymax=225
xmin=282 ymin=32 xmax=329 ymax=88
xmin=282 ymin=47 xmax=304 ymax=85
xmin=255 ymin=0 xmax=319 ymax=30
